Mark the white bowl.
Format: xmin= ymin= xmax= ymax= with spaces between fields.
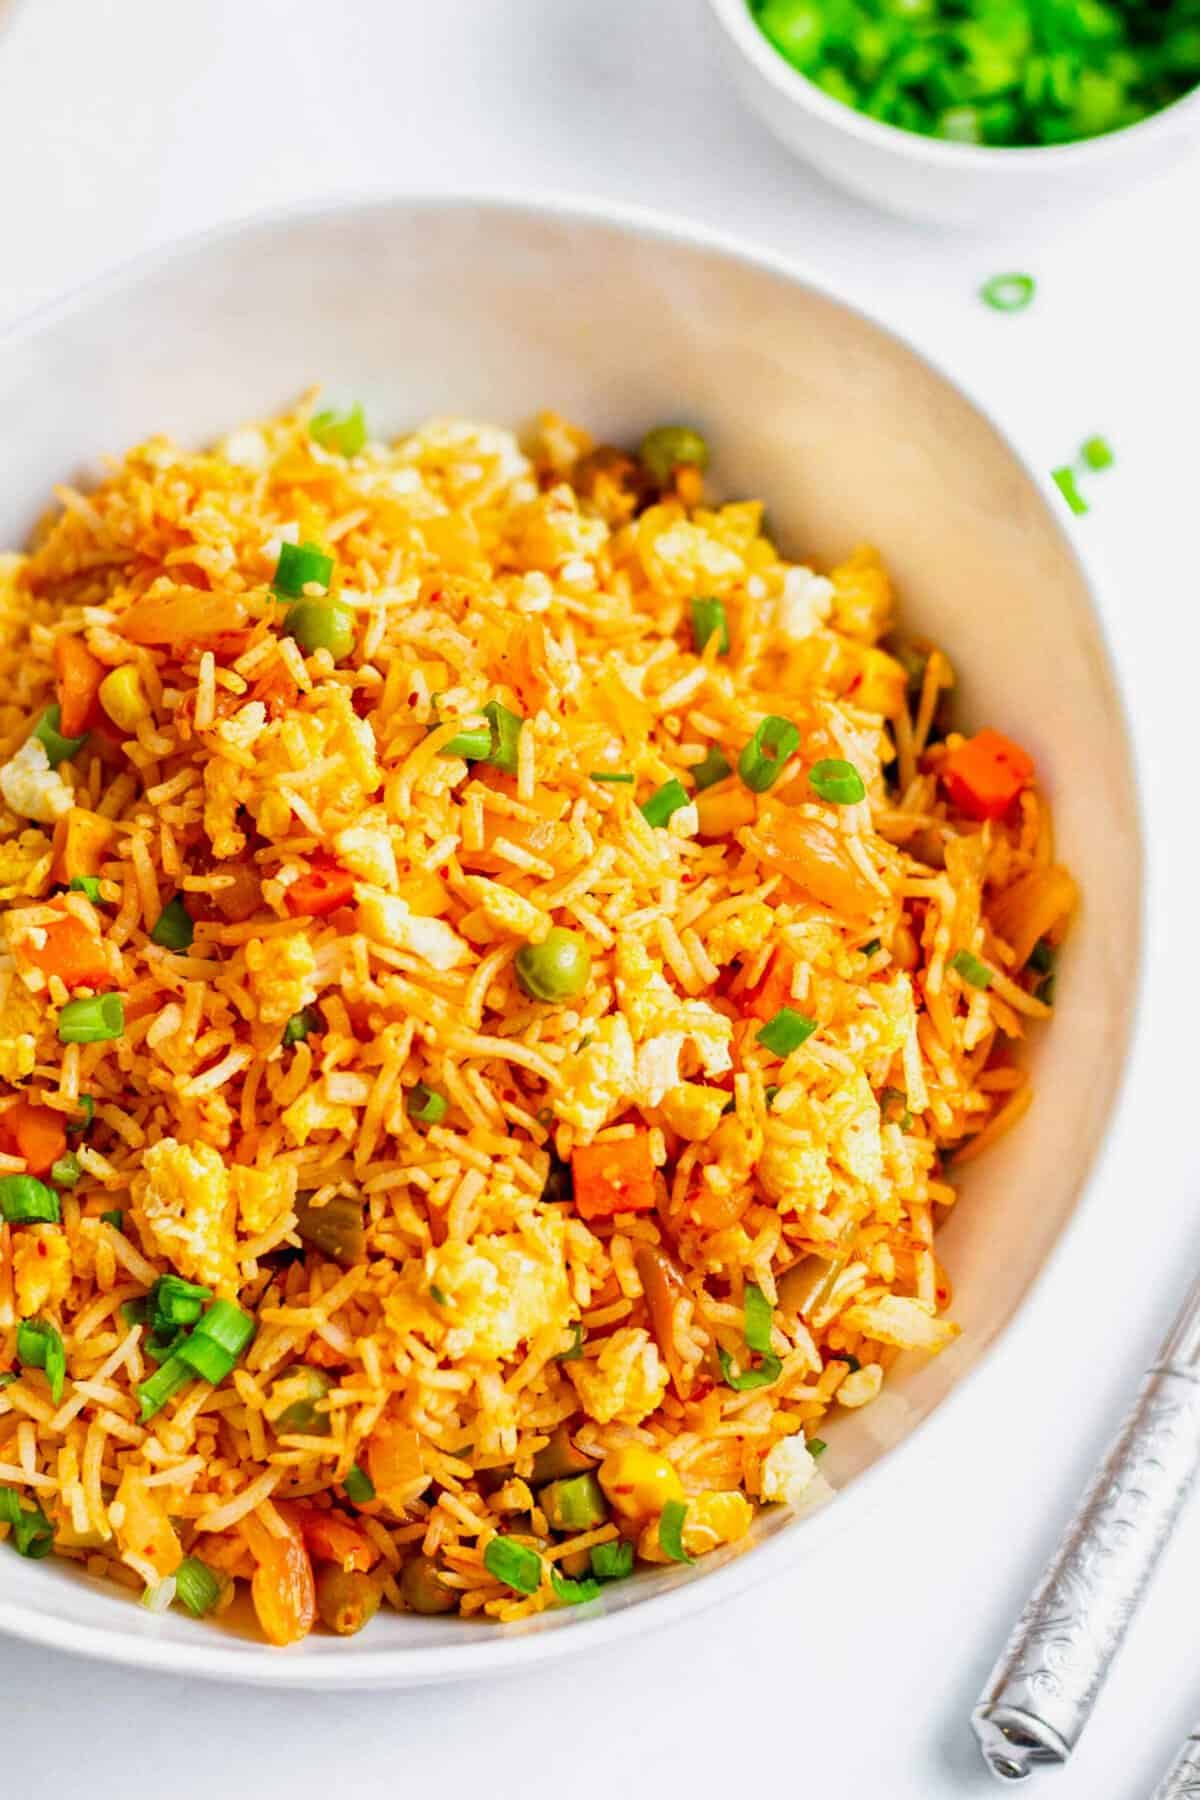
xmin=0 ymin=195 xmax=1141 ymax=1687
xmin=706 ymin=0 xmax=1200 ymax=227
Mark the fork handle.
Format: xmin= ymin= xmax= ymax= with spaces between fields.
xmin=1152 ymin=1732 xmax=1200 ymax=1799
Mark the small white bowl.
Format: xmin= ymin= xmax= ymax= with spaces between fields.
xmin=706 ymin=0 xmax=1200 ymax=227
xmin=0 ymin=194 xmax=1141 ymax=1685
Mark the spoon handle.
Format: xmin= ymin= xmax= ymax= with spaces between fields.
xmin=1152 ymin=1731 xmax=1200 ymax=1800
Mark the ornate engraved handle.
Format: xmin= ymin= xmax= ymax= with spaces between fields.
xmin=972 ymin=1342 xmax=1200 ymax=1784
xmin=1152 ymin=1733 xmax=1200 ymax=1800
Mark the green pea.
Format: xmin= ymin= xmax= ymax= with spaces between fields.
xmin=401 ymin=1554 xmax=458 ymax=1615
xmin=285 ymin=599 xmax=356 ymax=662
xmin=514 ymin=928 xmax=592 ymax=1004
xmin=315 ymin=1565 xmax=382 ymax=1636
xmin=639 ymin=425 xmax=710 ymax=485
xmin=269 ymin=1364 xmax=333 ymax=1435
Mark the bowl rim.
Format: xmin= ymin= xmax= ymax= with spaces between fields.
xmin=0 ymin=188 xmax=1145 ymax=1688
xmin=706 ymin=0 xmax=1200 ymax=169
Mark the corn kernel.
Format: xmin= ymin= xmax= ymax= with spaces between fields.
xmin=98 ymin=664 xmax=149 ymax=732
xmin=598 ymin=1444 xmax=684 ymax=1521
xmin=695 ymin=784 xmax=756 ymax=840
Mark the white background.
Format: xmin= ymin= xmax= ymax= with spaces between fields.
xmin=1 ymin=1 xmax=1198 ymax=1794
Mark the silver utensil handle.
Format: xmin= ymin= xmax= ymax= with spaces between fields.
xmin=1153 ymin=1732 xmax=1200 ymax=1799
xmin=972 ymin=1364 xmax=1200 ymax=1782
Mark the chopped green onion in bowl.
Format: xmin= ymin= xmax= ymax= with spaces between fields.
xmin=980 ymin=272 xmax=1036 ymax=312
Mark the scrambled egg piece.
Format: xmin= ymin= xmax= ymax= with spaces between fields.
xmin=357 ymin=888 xmax=469 ymax=971
xmin=839 ymin=1294 xmax=959 ymax=1354
xmin=334 ymin=811 xmax=398 ymax=888
xmin=507 ymin=484 xmax=608 ymax=571
xmin=775 ymin=565 xmax=834 ymax=644
xmin=0 ymin=739 xmax=73 ymax=826
xmin=0 ymin=977 xmax=42 ymax=1081
xmin=231 ymin=1163 xmax=297 ymax=1237
xmin=244 ymin=932 xmax=318 ymax=1027
xmin=827 ymin=1071 xmax=885 ymax=1193
xmin=636 ymin=505 xmax=744 ymax=598
xmin=425 ymin=1215 xmax=571 ymax=1361
xmin=828 ymin=545 xmax=893 ymax=642
xmin=756 ymin=1118 xmax=834 ymax=1215
xmin=280 ymin=1087 xmax=356 ymax=1148
xmin=567 ymin=1325 xmax=668 ymax=1425
xmin=0 ymin=829 xmax=51 ymax=899
xmin=134 ymin=1139 xmax=237 ymax=1291
xmin=615 ymin=936 xmax=732 ymax=1105
xmin=660 ymin=1082 xmax=727 ymax=1143
xmin=554 ymin=1014 xmax=635 ymax=1139
xmin=703 ymin=901 xmax=773 ymax=967
xmin=463 ymin=876 xmax=549 ymax=944
xmin=761 ymin=1436 xmax=818 ymax=1507
xmin=12 ymin=1225 xmax=71 ymax=1317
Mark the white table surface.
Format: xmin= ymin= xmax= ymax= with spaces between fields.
xmin=2 ymin=1 xmax=1198 ymax=1793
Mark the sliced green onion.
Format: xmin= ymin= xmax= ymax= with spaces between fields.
xmin=149 ymin=895 xmax=194 ymax=951
xmin=33 ymin=705 xmax=88 ymax=769
xmin=69 ymin=876 xmax=103 ymax=902
xmin=429 ymin=1285 xmax=449 ymax=1307
xmin=142 ymin=1575 xmax=178 ymax=1613
xmin=483 ymin=1534 xmax=543 ymax=1595
xmin=860 ymin=938 xmax=882 ymax=957
xmin=950 ymin=948 xmax=993 ymax=989
xmin=344 ymin=1464 xmax=375 ymax=1505
xmin=718 ymin=1280 xmax=784 ymax=1392
xmin=273 ymin=540 xmax=333 ymax=598
xmin=0 ymin=1175 xmax=60 ymax=1225
xmin=440 ymin=723 xmax=492 ymax=760
xmin=68 ymin=1095 xmax=94 ymax=1136
xmin=57 ymin=994 xmax=124 ymax=1044
xmin=49 ymin=1152 xmax=81 ymax=1188
xmin=756 ymin=1007 xmax=817 ymax=1057
xmin=175 ymin=1299 xmax=256 ymax=1386
xmin=174 ymin=1555 xmax=223 ymax=1617
xmin=690 ymin=746 xmax=732 ymax=791
xmin=808 ymin=758 xmax=866 ymax=805
xmin=170 ymin=1333 xmax=233 ymax=1385
xmin=690 ymin=596 xmax=730 ymax=655
xmin=738 ymin=716 xmax=800 ymax=793
xmin=980 ymin=273 xmax=1036 ymax=313
xmin=657 ymin=1499 xmax=695 ymax=1564
xmin=0 ymin=1486 xmax=54 ymax=1558
xmin=1081 ymin=434 xmax=1114 ymax=471
xmin=482 ymin=700 xmax=524 ymax=776
xmin=550 ymin=1567 xmax=603 ymax=1606
xmin=589 ymin=771 xmax=635 ymax=784
xmin=590 ymin=1539 xmax=634 ymax=1582
xmin=407 ymin=1082 xmax=447 ymax=1127
xmin=282 ymin=1004 xmax=324 ymax=1047
xmin=640 ymin=779 xmax=690 ymax=829
xmin=807 ymin=1437 xmax=828 ymax=1458
xmin=100 ymin=1209 xmax=125 ymax=1231
xmin=153 ymin=1274 xmax=212 ymax=1329
xmin=310 ymin=403 xmax=367 ymax=458
xmin=556 ymin=1321 xmax=585 ymax=1362
xmin=16 ymin=1320 xmax=66 ymax=1403
xmin=136 ymin=1354 xmax=193 ymax=1421
xmin=1052 ymin=466 xmax=1088 ymax=516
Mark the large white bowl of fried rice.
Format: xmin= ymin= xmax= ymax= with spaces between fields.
xmin=0 ymin=196 xmax=1140 ymax=1686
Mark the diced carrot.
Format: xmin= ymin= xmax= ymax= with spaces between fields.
xmin=745 ymin=953 xmax=793 ymax=1022
xmin=686 ymin=1183 xmax=751 ymax=1231
xmin=940 ymin=730 xmax=1034 ymax=822
xmin=294 ymin=1505 xmax=379 ymax=1573
xmin=50 ymin=807 xmax=114 ymax=886
xmin=366 ymin=1421 xmax=426 ymax=1511
xmin=240 ymin=1509 xmax=316 ymax=1646
xmin=285 ymin=861 xmax=356 ymax=918
xmin=22 ymin=913 xmax=109 ymax=989
xmin=53 ymin=635 xmax=105 ymax=738
xmin=571 ymin=1133 xmax=657 ymax=1221
xmin=0 ymin=1100 xmax=68 ymax=1177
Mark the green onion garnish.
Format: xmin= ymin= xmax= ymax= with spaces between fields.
xmin=33 ymin=705 xmax=88 ymax=769
xmin=282 ymin=1005 xmax=323 ymax=1047
xmin=407 ymin=1082 xmax=447 ymax=1127
xmin=483 ymin=1534 xmax=543 ymax=1595
xmin=657 ymin=1499 xmax=695 ymax=1564
xmin=640 ymin=779 xmax=690 ymax=829
xmin=68 ymin=1095 xmax=94 ymax=1136
xmin=718 ymin=1281 xmax=784 ymax=1393
xmin=0 ymin=1486 xmax=54 ymax=1559
xmin=153 ymin=1274 xmax=213 ymax=1330
xmin=557 ymin=1321 xmax=585 ymax=1362
xmin=1052 ymin=467 xmax=1088 ymax=516
xmin=1081 ymin=435 xmax=1114 ymax=471
xmin=101 ymin=1209 xmax=124 ymax=1231
xmin=0 ymin=1175 xmax=60 ymax=1226
xmin=49 ymin=1152 xmax=81 ymax=1188
xmin=950 ymin=948 xmax=993 ymax=989
xmin=175 ymin=1299 xmax=255 ymax=1384
xmin=440 ymin=723 xmax=493 ymax=760
xmin=980 ymin=273 xmax=1036 ymax=313
xmin=808 ymin=1437 xmax=827 ymax=1458
xmin=756 ymin=1007 xmax=817 ymax=1057
xmin=149 ymin=895 xmax=194 ymax=951
xmin=136 ymin=1355 xmax=192 ymax=1421
xmin=690 ymin=596 xmax=730 ymax=655
xmin=429 ymin=1285 xmax=449 ymax=1307
xmin=481 ymin=700 xmax=524 ymax=777
xmin=310 ymin=403 xmax=367 ymax=458
xmin=590 ymin=1538 xmax=635 ymax=1582
xmin=344 ymin=1464 xmax=375 ymax=1505
xmin=57 ymin=994 xmax=124 ymax=1044
xmin=69 ymin=876 xmax=103 ymax=902
xmin=860 ymin=938 xmax=881 ymax=957
xmin=550 ymin=1567 xmax=603 ymax=1606
xmin=16 ymin=1319 xmax=66 ymax=1404
xmin=690 ymin=745 xmax=732 ymax=791
xmin=273 ymin=540 xmax=333 ymax=598
xmin=738 ymin=716 xmax=800 ymax=793
xmin=174 ymin=1555 xmax=223 ymax=1617
xmin=590 ymin=771 xmax=635 ymax=784
xmin=808 ymin=758 xmax=866 ymax=805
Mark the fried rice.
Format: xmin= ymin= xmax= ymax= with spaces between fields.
xmin=0 ymin=399 xmax=1076 ymax=1640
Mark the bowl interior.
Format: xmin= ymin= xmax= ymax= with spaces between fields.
xmin=0 ymin=198 xmax=1141 ymax=1683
